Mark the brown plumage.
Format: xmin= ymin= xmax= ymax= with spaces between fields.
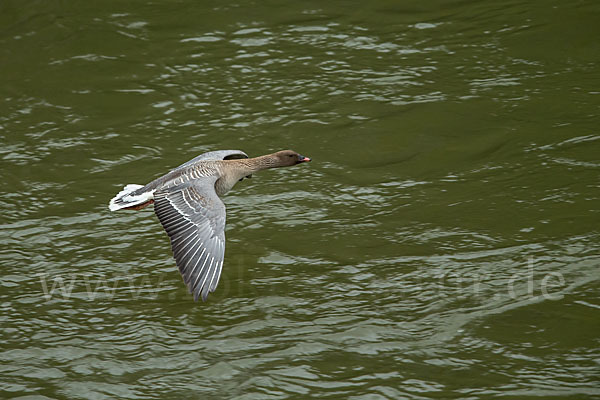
xmin=109 ymin=150 xmax=311 ymax=301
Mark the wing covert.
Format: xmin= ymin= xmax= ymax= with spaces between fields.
xmin=172 ymin=150 xmax=248 ymax=172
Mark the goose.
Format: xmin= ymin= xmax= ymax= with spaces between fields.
xmin=109 ymin=149 xmax=311 ymax=301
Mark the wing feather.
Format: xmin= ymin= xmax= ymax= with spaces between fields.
xmin=171 ymin=150 xmax=248 ymax=172
xmin=154 ymin=177 xmax=226 ymax=301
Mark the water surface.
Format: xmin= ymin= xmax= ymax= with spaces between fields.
xmin=1 ymin=0 xmax=599 ymax=399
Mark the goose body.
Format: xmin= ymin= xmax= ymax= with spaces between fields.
xmin=109 ymin=149 xmax=311 ymax=301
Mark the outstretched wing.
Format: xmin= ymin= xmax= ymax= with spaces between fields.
xmin=153 ymin=177 xmax=226 ymax=301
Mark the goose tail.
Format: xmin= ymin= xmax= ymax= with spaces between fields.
xmin=109 ymin=184 xmax=155 ymax=211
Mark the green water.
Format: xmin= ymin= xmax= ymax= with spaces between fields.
xmin=1 ymin=1 xmax=599 ymax=399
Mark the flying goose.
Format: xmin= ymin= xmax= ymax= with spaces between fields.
xmin=109 ymin=149 xmax=311 ymax=301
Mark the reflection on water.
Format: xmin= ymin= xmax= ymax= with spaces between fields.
xmin=1 ymin=0 xmax=599 ymax=398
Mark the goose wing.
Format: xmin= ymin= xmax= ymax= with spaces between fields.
xmin=172 ymin=150 xmax=248 ymax=171
xmin=153 ymin=176 xmax=226 ymax=301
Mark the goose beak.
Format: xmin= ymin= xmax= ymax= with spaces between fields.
xmin=298 ymin=154 xmax=311 ymax=163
